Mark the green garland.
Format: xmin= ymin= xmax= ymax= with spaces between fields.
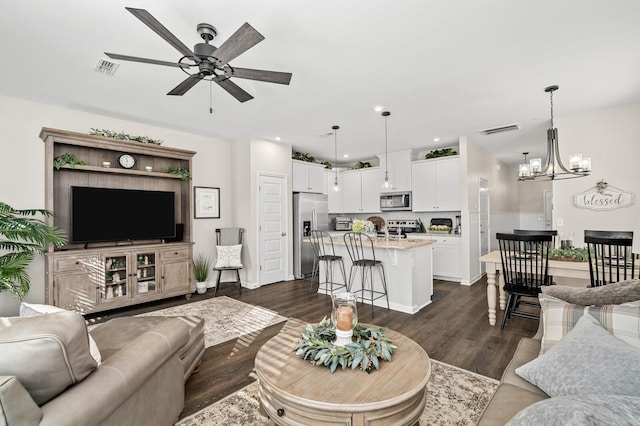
xmin=165 ymin=167 xmax=192 ymax=181
xmin=89 ymin=128 xmax=163 ymax=145
xmin=294 ymin=318 xmax=396 ymax=373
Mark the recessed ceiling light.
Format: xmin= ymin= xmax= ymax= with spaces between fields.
xmin=433 ymin=137 xmax=440 ymax=142
xmin=373 ymin=105 xmax=384 ymax=112
xmin=343 ymin=154 xmax=349 ymax=158
xmin=275 ymin=136 xmax=282 ymax=141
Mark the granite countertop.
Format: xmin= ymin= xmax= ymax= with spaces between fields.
xmin=327 ymin=236 xmax=434 ymax=250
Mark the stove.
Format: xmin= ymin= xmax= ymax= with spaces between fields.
xmin=380 ymin=219 xmax=424 ymax=236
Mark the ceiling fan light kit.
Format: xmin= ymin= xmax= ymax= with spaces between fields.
xmin=105 ymin=7 xmax=292 ymax=103
xmin=518 ymin=85 xmax=591 ymax=182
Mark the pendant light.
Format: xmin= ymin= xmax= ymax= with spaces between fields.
xmin=518 ymin=85 xmax=591 ymax=181
xmin=332 ymin=125 xmax=341 ymax=192
xmin=381 ymin=111 xmax=393 ymax=189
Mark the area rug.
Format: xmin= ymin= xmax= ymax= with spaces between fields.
xmin=176 ymin=359 xmax=499 ymax=426
xmin=138 ymin=296 xmax=287 ymax=348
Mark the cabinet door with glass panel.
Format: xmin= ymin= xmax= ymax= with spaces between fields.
xmin=103 ymin=255 xmax=129 ymax=302
xmin=132 ymin=251 xmax=159 ymax=297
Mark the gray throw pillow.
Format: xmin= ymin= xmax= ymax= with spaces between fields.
xmin=506 ymin=394 xmax=640 ymax=426
xmin=516 ymin=314 xmax=640 ymax=397
xmin=541 ymin=279 xmax=640 ymax=306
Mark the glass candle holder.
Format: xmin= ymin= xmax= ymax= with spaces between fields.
xmin=331 ymin=292 xmax=358 ymax=346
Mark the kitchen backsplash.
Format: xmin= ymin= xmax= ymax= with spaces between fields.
xmin=330 ymin=211 xmax=461 ymax=231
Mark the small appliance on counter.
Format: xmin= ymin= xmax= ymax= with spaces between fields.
xmin=334 ymin=216 xmax=353 ymax=231
xmin=430 ymin=218 xmax=453 ymax=233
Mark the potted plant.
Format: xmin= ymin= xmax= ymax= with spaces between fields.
xmin=0 ymin=202 xmax=67 ymax=299
xmin=193 ymin=254 xmax=212 ymax=294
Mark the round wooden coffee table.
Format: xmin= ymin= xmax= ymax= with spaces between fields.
xmin=254 ymin=319 xmax=431 ymax=425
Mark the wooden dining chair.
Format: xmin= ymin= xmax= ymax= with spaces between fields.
xmin=584 ymin=230 xmax=635 ymax=287
xmin=213 ymin=228 xmax=244 ymax=297
xmin=497 ymin=233 xmax=552 ymax=329
xmin=514 ymin=229 xmax=558 ymax=285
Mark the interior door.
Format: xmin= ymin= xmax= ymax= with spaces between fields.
xmin=259 ymin=174 xmax=287 ymax=285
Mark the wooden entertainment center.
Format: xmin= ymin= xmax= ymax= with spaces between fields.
xmin=41 ymin=128 xmax=196 ymax=314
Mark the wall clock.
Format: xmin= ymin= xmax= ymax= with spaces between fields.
xmin=118 ymin=153 xmax=136 ymax=169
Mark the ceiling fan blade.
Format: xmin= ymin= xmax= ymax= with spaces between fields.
xmin=125 ymin=7 xmax=200 ymax=63
xmin=168 ymin=74 xmax=203 ymax=96
xmin=225 ymin=67 xmax=292 ymax=85
xmin=105 ymin=52 xmax=190 ymax=68
xmin=214 ymin=76 xmax=254 ymax=103
xmin=213 ymin=22 xmax=265 ymax=65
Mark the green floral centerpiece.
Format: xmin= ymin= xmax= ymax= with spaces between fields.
xmin=295 ymin=318 xmax=396 ymax=373
xmin=352 ymin=220 xmax=375 ymax=234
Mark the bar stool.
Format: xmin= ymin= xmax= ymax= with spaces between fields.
xmin=308 ymin=230 xmax=348 ymax=299
xmin=343 ymin=232 xmax=389 ymax=316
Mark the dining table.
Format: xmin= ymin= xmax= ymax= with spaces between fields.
xmin=479 ymin=250 xmax=592 ymax=326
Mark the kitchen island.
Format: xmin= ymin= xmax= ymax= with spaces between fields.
xmin=317 ymin=236 xmax=434 ymax=314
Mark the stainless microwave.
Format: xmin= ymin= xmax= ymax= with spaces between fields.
xmin=380 ymin=191 xmax=412 ymax=211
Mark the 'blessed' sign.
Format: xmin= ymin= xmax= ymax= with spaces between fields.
xmin=573 ymin=181 xmax=635 ymax=210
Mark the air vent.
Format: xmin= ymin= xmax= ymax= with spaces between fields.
xmin=94 ymin=58 xmax=120 ymax=76
xmin=478 ymin=123 xmax=520 ymax=135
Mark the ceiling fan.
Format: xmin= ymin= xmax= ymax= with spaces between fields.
xmin=105 ymin=7 xmax=292 ymax=103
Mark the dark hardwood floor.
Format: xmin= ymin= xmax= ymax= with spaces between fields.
xmin=86 ymin=277 xmax=538 ymax=419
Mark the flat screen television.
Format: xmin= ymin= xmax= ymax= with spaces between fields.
xmin=71 ymin=186 xmax=176 ymax=243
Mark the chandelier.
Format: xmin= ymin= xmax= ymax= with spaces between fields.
xmin=518 ymin=85 xmax=591 ymax=181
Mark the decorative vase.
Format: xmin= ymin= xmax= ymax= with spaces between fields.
xmin=196 ymin=281 xmax=207 ymax=294
xmin=331 ymin=292 xmax=358 ymax=346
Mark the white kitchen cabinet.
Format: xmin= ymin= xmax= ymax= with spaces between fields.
xmin=377 ymin=150 xmax=415 ymax=191
xmin=326 ymin=170 xmax=344 ymax=213
xmin=430 ymin=236 xmax=462 ymax=281
xmin=341 ymin=168 xmax=382 ymax=213
xmin=411 ymin=157 xmax=461 ymax=211
xmin=292 ymin=160 xmax=326 ymax=193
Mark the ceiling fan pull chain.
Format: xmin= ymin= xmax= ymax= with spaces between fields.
xmin=210 ymin=80 xmax=213 ymax=114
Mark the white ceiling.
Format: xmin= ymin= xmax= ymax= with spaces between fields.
xmin=1 ymin=0 xmax=639 ymax=166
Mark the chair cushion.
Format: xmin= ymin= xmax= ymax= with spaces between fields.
xmin=0 ymin=311 xmax=97 ymax=405
xmin=19 ymin=302 xmax=101 ymax=364
xmin=541 ymin=279 xmax=640 ymax=306
xmin=506 ymin=394 xmax=640 ymax=426
xmin=215 ymin=244 xmax=242 ymax=268
xmin=538 ymin=293 xmax=640 ymax=354
xmin=516 ymin=314 xmax=640 ymax=398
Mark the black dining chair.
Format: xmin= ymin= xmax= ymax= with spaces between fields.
xmin=497 ymin=233 xmax=553 ymax=330
xmin=584 ymin=230 xmax=635 ymax=287
xmin=514 ymin=229 xmax=558 ymax=285
xmin=343 ymin=232 xmax=389 ymax=316
xmin=308 ymin=230 xmax=348 ymax=299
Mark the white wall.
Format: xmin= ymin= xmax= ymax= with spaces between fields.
xmin=234 ymin=138 xmax=292 ymax=287
xmin=552 ymin=102 xmax=640 ymax=246
xmin=463 ymin=137 xmax=520 ymax=284
xmin=0 ymin=95 xmax=233 ymax=315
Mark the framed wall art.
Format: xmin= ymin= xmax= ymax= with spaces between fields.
xmin=194 ymin=186 xmax=220 ymax=219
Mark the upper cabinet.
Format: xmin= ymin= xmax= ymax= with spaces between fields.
xmin=342 ymin=168 xmax=382 ymax=213
xmin=411 ymin=157 xmax=461 ymax=211
xmin=292 ymin=160 xmax=326 ymax=193
xmin=326 ymin=170 xmax=344 ymax=214
xmin=376 ymin=150 xmax=415 ymax=192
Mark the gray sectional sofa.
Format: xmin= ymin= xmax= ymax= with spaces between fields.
xmin=478 ymin=279 xmax=640 ymax=425
xmin=0 ymin=310 xmax=204 ymax=426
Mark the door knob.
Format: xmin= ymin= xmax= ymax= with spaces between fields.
xmin=281 ymin=232 xmax=287 ymax=236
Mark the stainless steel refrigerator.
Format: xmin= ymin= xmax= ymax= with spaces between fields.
xmin=293 ymin=193 xmax=329 ymax=278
